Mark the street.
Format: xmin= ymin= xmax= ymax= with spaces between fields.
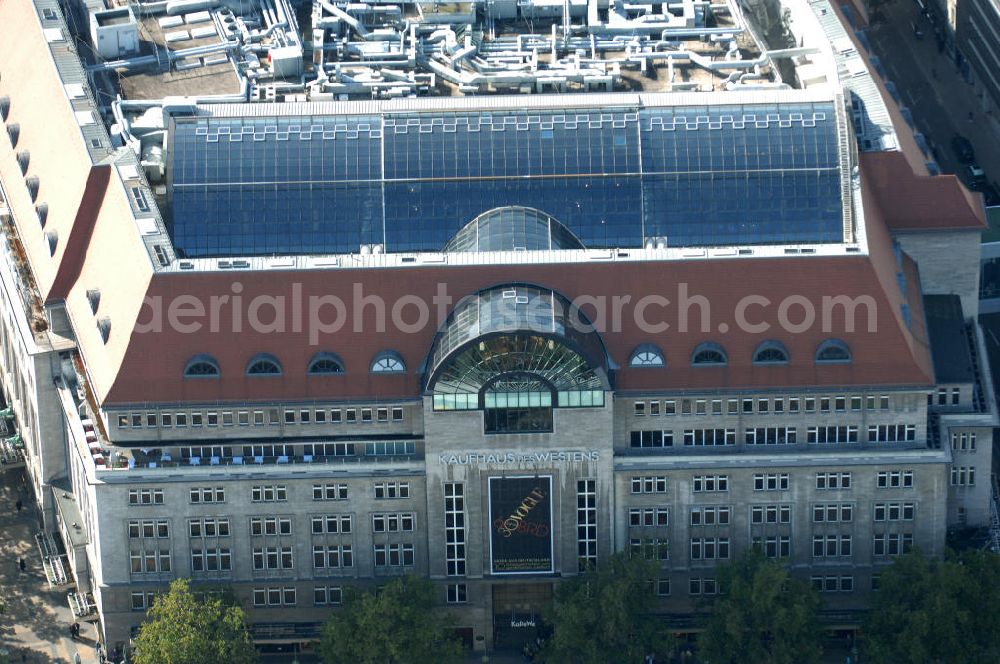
xmin=866 ymin=0 xmax=1000 ymax=199
xmin=0 ymin=469 xmax=99 ymax=663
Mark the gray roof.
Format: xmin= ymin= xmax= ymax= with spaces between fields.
xmin=924 ymin=294 xmax=975 ymax=384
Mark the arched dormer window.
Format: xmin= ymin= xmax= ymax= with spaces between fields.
xmin=815 ymin=339 xmax=852 ymax=364
xmin=370 ymin=350 xmax=405 ymax=374
xmin=629 ymin=344 xmax=665 ymax=368
xmin=691 ymin=342 xmax=728 ymax=366
xmin=246 ymin=353 xmax=282 ymax=376
xmin=752 ymin=340 xmax=790 ymax=365
xmin=308 ymin=352 xmax=345 ymax=375
xmin=184 ymin=354 xmax=220 ymax=378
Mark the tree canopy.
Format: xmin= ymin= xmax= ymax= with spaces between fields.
xmin=318 ymin=575 xmax=463 ymax=664
xmin=132 ymin=579 xmax=258 ymax=664
xmin=540 ymin=552 xmax=672 ymax=664
xmin=863 ymin=549 xmax=1000 ymax=664
xmin=698 ymin=547 xmax=823 ymax=664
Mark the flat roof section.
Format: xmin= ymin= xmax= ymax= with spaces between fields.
xmin=924 ymin=294 xmax=975 ymax=384
xmin=116 ymin=14 xmax=240 ymax=100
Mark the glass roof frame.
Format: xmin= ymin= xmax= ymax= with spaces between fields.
xmin=424 ymin=284 xmax=612 ymax=394
xmin=167 ymin=100 xmax=847 ymax=258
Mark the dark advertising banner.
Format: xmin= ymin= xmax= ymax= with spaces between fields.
xmin=489 ymin=476 xmax=554 ymax=575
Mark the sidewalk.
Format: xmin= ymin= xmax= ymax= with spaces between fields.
xmin=0 ymin=468 xmax=99 ymax=663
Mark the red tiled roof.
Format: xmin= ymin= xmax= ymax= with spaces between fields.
xmin=860 ymin=151 xmax=987 ymax=231
xmin=100 ymin=248 xmax=934 ymax=405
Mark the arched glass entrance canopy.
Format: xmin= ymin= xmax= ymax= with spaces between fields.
xmin=443 ymin=206 xmax=586 ymax=253
xmin=425 ymin=285 xmax=611 ymax=433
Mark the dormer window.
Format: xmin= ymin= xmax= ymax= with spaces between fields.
xmin=691 ymin=342 xmax=727 ymax=366
xmin=752 ymin=340 xmax=789 ymax=365
xmin=308 ymin=352 xmax=345 ymax=375
xmin=371 ymin=351 xmax=405 ymax=374
xmin=629 ymin=344 xmax=665 ymax=368
xmin=246 ymin=353 xmax=282 ymax=376
xmin=815 ymin=339 xmax=852 ymax=364
xmin=184 ymin=355 xmax=220 ymax=378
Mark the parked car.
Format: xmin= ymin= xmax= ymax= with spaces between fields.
xmin=952 ymin=134 xmax=976 ymax=164
xmin=966 ymin=164 xmax=986 ymax=190
xmin=981 ymin=183 xmax=1000 ymax=207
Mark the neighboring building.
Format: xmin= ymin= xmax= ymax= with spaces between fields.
xmin=0 ymin=0 xmax=994 ymax=658
xmin=952 ymin=0 xmax=1000 ymax=112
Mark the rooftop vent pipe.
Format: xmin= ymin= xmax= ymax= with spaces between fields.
xmin=6 ymin=123 xmax=18 ymax=147
xmin=0 ymin=95 xmax=9 ymax=121
xmin=16 ymin=150 xmax=29 ymax=174
xmin=35 ymin=203 xmax=48 ymax=227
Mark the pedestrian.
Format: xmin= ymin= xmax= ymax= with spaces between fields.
xmin=18 ymin=557 xmax=25 ymax=572
xmin=73 ymin=653 xmax=81 ymax=664
xmin=15 ymin=499 xmax=22 ymax=511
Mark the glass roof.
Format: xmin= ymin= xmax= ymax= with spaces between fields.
xmin=168 ymin=102 xmax=844 ymax=257
xmin=425 ymin=285 xmax=611 ymax=393
xmin=443 ymin=206 xmax=585 ymax=252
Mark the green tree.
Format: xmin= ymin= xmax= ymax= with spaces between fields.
xmin=863 ymin=550 xmax=1000 ymax=664
xmin=698 ymin=547 xmax=823 ymax=664
xmin=541 ymin=551 xmax=672 ymax=664
xmin=318 ymin=575 xmax=462 ymax=664
xmin=133 ymin=578 xmax=257 ymax=664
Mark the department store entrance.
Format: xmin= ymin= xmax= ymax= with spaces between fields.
xmin=492 ymin=582 xmax=553 ymax=651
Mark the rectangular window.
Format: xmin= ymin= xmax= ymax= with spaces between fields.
xmin=689 ymin=578 xmax=718 ymax=596
xmin=690 ymin=538 xmax=730 ymax=561
xmin=876 ymin=470 xmax=915 ymax=489
xmin=750 ymin=505 xmax=791 ymax=524
xmin=788 ymin=398 xmax=800 ymax=413
xmin=447 ymin=584 xmax=467 ymax=604
xmin=312 ymin=484 xmax=349 ymax=501
xmin=346 ymin=409 xmax=357 ymax=423
xmin=577 ymin=480 xmax=597 ymax=571
xmin=445 ymin=483 xmax=467 ymax=576
xmin=727 ymin=399 xmax=739 ymax=415
xmin=812 ymin=504 xmax=854 ymax=523
xmin=751 ymin=535 xmax=790 ymax=558
xmin=663 ymin=401 xmax=676 ymax=415
xmin=752 ymin=473 xmax=789 ymax=491
xmin=315 ymin=410 xmax=327 ymax=423
xmin=313 ymin=515 xmax=354 ymax=534
xmin=191 ymin=413 xmax=203 ymax=426
xmin=374 ymin=482 xmax=410 ymax=499
xmin=391 ymin=407 xmax=404 ymax=422
xmin=251 ymin=485 xmax=288 ymax=503
xmin=314 ymin=586 xmax=343 ymax=606
xmin=373 ymin=543 xmax=415 ymax=568
xmin=812 ymin=535 xmax=852 ymax=558
xmin=361 ymin=408 xmax=373 ymax=423
xmin=692 ymin=475 xmax=728 ymax=493
xmin=634 ymin=402 xmax=646 ymax=416
xmin=331 ymin=409 xmax=342 ymax=423
xmin=128 ymin=489 xmax=165 ymax=506
xmin=950 ymin=466 xmax=976 ymax=486
xmin=873 ymin=533 xmax=913 ymax=557
xmin=690 ymin=506 xmax=731 ymax=526
xmin=312 ymin=545 xmax=354 ymax=569
xmin=815 ymin=472 xmax=852 ymax=490
xmin=630 ymin=476 xmax=668 ymax=494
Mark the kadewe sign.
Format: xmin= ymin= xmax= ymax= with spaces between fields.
xmin=489 ymin=476 xmax=554 ymax=575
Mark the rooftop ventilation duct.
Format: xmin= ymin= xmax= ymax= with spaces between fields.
xmin=25 ymin=175 xmax=39 ymax=201
xmin=0 ymin=95 xmax=9 ymax=121
xmin=35 ymin=203 xmax=48 ymax=227
xmin=16 ymin=150 xmax=29 ymax=174
xmin=86 ymin=289 xmax=101 ymax=314
xmin=44 ymin=229 xmax=58 ymax=256
xmin=6 ymin=122 xmax=18 ymax=147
